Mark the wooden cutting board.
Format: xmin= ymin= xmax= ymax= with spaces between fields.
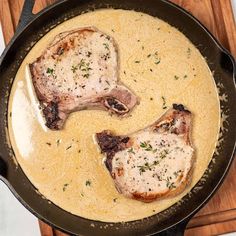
xmin=0 ymin=0 xmax=235 ymax=235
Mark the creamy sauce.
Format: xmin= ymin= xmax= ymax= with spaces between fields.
xmin=8 ymin=9 xmax=220 ymax=222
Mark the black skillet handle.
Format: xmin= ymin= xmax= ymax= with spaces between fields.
xmin=0 ymin=0 xmax=35 ymax=179
xmin=14 ymin=0 xmax=35 ymax=35
xmin=154 ymin=217 xmax=190 ymax=236
xmin=220 ymin=50 xmax=236 ymax=80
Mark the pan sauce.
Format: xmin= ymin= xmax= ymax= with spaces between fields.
xmin=8 ymin=9 xmax=220 ymax=222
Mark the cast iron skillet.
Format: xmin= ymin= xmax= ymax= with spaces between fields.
xmin=0 ymin=0 xmax=235 ymax=235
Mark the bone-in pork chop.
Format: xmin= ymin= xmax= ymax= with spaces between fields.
xmin=29 ymin=27 xmax=138 ymax=130
xmin=96 ymin=104 xmax=194 ymax=202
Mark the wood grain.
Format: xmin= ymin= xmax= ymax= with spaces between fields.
xmin=0 ymin=0 xmax=15 ymax=44
xmin=188 ymin=208 xmax=236 ymax=229
xmin=38 ymin=220 xmax=54 ymax=236
xmin=185 ymin=219 xmax=236 ymax=236
xmin=0 ymin=0 xmax=235 ymax=235
xmin=211 ymin=0 xmax=236 ymax=56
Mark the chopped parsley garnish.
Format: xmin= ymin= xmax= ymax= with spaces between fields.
xmin=46 ymin=142 xmax=51 ymax=146
xmin=85 ymin=180 xmax=91 ymax=186
xmin=184 ymin=74 xmax=188 ymax=78
xmin=174 ymin=75 xmax=179 ymax=80
xmin=135 ymin=60 xmax=140 ymax=63
xmin=161 ymin=96 xmax=167 ymax=109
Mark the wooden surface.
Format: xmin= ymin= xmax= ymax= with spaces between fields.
xmin=0 ymin=0 xmax=236 ymax=235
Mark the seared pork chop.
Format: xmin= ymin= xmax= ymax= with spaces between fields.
xmin=96 ymin=104 xmax=194 ymax=202
xmin=29 ymin=27 xmax=138 ymax=130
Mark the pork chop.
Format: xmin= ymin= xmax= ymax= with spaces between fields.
xmin=29 ymin=27 xmax=138 ymax=130
xmin=96 ymin=104 xmax=194 ymax=202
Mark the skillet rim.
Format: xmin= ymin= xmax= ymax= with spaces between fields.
xmin=0 ymin=0 xmax=235 ymax=235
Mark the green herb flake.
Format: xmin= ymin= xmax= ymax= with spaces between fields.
xmin=66 ymin=145 xmax=72 ymax=150
xmin=135 ymin=61 xmax=140 ymax=63
xmin=140 ymin=141 xmax=153 ymax=151
xmin=138 ymin=159 xmax=160 ymax=175
xmin=174 ymin=75 xmax=179 ymax=80
xmin=183 ymin=74 xmax=188 ymax=78
xmin=187 ymin=47 xmax=191 ymax=58
xmin=63 ymin=183 xmax=69 ymax=192
xmin=103 ymin=43 xmax=109 ymax=50
xmin=46 ymin=67 xmax=54 ymax=75
xmin=46 ymin=142 xmax=51 ymax=146
xmin=173 ymin=171 xmax=179 ymax=178
xmin=71 ymin=65 xmax=78 ymax=73
xmin=85 ymin=180 xmax=91 ymax=186
xmin=56 ymin=139 xmax=61 ymax=146
xmin=78 ymin=59 xmax=92 ymax=78
xmin=161 ymin=96 xmax=167 ymax=109
xmin=127 ymin=147 xmax=135 ymax=154
xmin=160 ymin=149 xmax=168 ymax=159
xmin=167 ymin=182 xmax=176 ymax=190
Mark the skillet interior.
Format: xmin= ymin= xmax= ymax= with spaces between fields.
xmin=0 ymin=0 xmax=235 ymax=235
